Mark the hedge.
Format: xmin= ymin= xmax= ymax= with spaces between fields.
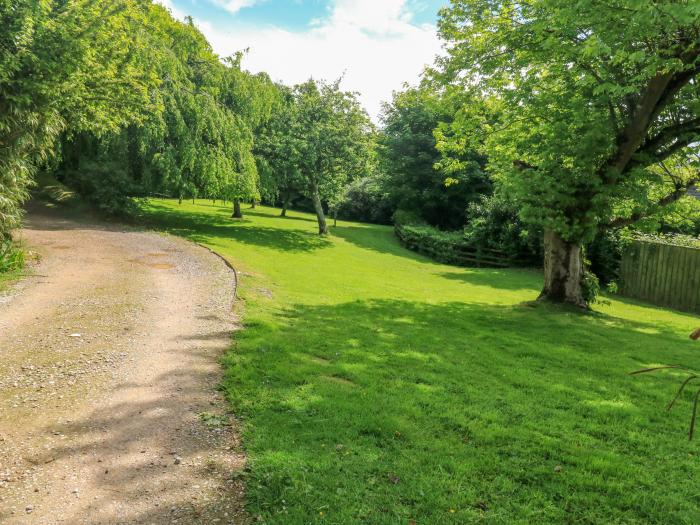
xmin=394 ymin=223 xmax=529 ymax=268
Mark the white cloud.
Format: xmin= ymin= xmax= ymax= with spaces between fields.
xmin=211 ymin=0 xmax=261 ymax=15
xmin=330 ymin=0 xmax=412 ymax=33
xmin=154 ymin=0 xmax=187 ymax=20
xmin=194 ymin=0 xmax=443 ymax=121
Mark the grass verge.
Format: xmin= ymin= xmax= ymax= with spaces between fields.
xmin=139 ymin=199 xmax=700 ymax=525
xmin=0 ymin=269 xmax=22 ymax=293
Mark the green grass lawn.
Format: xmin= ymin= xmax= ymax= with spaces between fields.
xmin=139 ymin=199 xmax=700 ymax=525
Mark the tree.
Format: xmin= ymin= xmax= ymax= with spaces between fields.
xmin=254 ymin=86 xmax=303 ymax=217
xmin=436 ymin=0 xmax=700 ymax=307
xmin=56 ymin=9 xmax=278 ymax=219
xmin=379 ymin=86 xmax=490 ymax=230
xmin=293 ymin=80 xmax=374 ymax=234
xmin=0 ymin=0 xmax=156 ymax=241
xmin=334 ymin=175 xmax=394 ymax=225
xmin=56 ymin=7 xmax=235 ymax=211
xmin=220 ymin=56 xmax=278 ymax=218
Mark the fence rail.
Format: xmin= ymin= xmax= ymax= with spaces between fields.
xmin=620 ymin=240 xmax=700 ymax=314
xmin=394 ymin=225 xmax=530 ymax=268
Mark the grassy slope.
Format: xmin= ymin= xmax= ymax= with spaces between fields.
xmin=140 ymin=199 xmax=700 ymax=525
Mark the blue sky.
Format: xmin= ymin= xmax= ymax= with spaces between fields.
xmin=165 ymin=0 xmax=446 ymax=31
xmin=157 ymin=0 xmax=448 ymax=119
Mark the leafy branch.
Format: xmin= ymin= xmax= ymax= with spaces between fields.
xmin=631 ymin=329 xmax=700 ymax=440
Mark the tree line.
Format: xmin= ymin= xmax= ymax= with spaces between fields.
xmin=1 ymin=0 xmax=699 ymax=309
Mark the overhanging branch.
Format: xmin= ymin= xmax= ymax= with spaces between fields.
xmin=603 ymin=176 xmax=699 ymax=229
xmin=627 ymin=135 xmax=700 ymax=173
xmin=513 ymin=159 xmax=539 ymax=171
xmin=639 ymin=118 xmax=700 ymax=158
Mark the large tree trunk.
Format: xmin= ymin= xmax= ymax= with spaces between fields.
xmin=280 ymin=192 xmax=290 ymax=217
xmin=250 ymin=200 xmax=256 ymax=209
xmin=311 ymin=185 xmax=328 ymax=235
xmin=232 ymin=199 xmax=243 ymax=219
xmin=539 ymin=230 xmax=587 ymax=308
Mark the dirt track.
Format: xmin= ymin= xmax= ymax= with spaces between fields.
xmin=0 ymin=205 xmax=246 ymax=524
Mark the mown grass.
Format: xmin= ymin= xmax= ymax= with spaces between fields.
xmin=139 ymin=199 xmax=700 ymax=525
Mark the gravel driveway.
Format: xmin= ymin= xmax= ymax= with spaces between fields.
xmin=0 ymin=206 xmax=246 ymax=524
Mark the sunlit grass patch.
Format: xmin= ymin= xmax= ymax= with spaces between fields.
xmin=139 ymin=199 xmax=700 ymax=525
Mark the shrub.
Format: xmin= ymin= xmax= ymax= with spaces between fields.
xmin=587 ymin=229 xmax=626 ymax=286
xmin=463 ymin=193 xmax=542 ymax=264
xmin=0 ymin=238 xmax=25 ymax=273
xmin=582 ymin=256 xmax=602 ymax=304
xmin=395 ymin=223 xmax=529 ymax=268
xmin=336 ymin=177 xmax=393 ymax=225
xmin=61 ymin=161 xmax=140 ymax=217
xmin=396 ymin=224 xmax=465 ymax=263
xmin=392 ymin=209 xmax=427 ymax=227
xmin=394 ymin=193 xmax=541 ymax=268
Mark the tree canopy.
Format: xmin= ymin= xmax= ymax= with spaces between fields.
xmin=254 ymin=86 xmax=303 ymax=217
xmin=435 ymin=0 xmax=700 ymax=306
xmin=379 ymin=86 xmax=490 ymax=230
xmin=56 ymin=5 xmax=279 ymax=217
xmin=258 ymin=79 xmax=374 ymax=234
xmin=0 ymin=0 xmax=157 ymax=238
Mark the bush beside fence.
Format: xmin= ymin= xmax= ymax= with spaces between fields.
xmin=394 ymin=223 xmax=530 ymax=268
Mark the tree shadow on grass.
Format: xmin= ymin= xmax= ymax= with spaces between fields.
xmin=438 ymin=268 xmax=543 ymax=292
xmin=23 ymin=199 xmax=140 ymax=233
xmin=245 ymin=209 xmax=317 ymax=224
xmin=225 ymin=298 xmax=699 ymax=524
xmin=332 ymin=224 xmax=439 ymax=262
xmin=140 ymin=202 xmax=331 ymax=253
xmin=180 ymin=202 xmax=317 ymax=225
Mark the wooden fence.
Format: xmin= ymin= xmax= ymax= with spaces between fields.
xmin=394 ymin=225 xmax=530 ymax=268
xmin=620 ymin=240 xmax=700 ymax=314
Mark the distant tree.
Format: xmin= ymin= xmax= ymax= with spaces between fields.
xmin=220 ymin=55 xmax=278 ymax=218
xmin=379 ymin=86 xmax=490 ymax=230
xmin=436 ymin=0 xmax=700 ymax=307
xmin=335 ymin=175 xmax=394 ymax=225
xmin=57 ymin=10 xmax=278 ymax=219
xmin=293 ymin=80 xmax=374 ymax=234
xmin=254 ymin=86 xmax=304 ymax=217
